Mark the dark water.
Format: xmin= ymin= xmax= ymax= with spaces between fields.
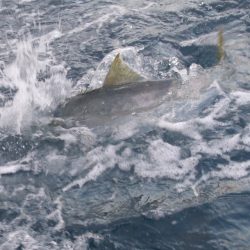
xmin=0 ymin=0 xmax=250 ymax=249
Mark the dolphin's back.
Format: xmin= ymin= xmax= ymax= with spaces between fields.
xmin=55 ymin=79 xmax=177 ymax=126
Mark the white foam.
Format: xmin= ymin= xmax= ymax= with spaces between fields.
xmin=212 ymin=161 xmax=250 ymax=180
xmin=71 ymin=233 xmax=103 ymax=250
xmin=191 ymin=159 xmax=250 ymax=197
xmin=158 ymin=119 xmax=202 ymax=140
xmin=155 ymin=88 xmax=250 ymax=193
xmin=242 ymin=125 xmax=250 ymax=146
xmin=134 ymin=139 xmax=199 ymax=179
xmin=1 ymin=230 xmax=38 ymax=250
xmin=63 ymin=136 xmax=199 ymax=192
xmin=47 ymin=196 xmax=65 ymax=231
xmin=0 ymin=163 xmax=30 ymax=175
xmin=231 ymin=91 xmax=250 ymax=105
xmin=0 ymin=36 xmax=72 ymax=133
xmin=58 ymin=133 xmax=77 ymax=146
xmin=53 ymin=126 xmax=96 ymax=150
xmin=190 ymin=134 xmax=241 ymax=157
xmin=63 ymin=145 xmax=117 ymax=191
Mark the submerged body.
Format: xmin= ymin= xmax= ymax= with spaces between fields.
xmin=55 ymin=79 xmax=179 ymax=127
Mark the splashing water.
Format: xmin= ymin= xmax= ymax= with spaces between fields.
xmin=0 ymin=37 xmax=72 ymax=134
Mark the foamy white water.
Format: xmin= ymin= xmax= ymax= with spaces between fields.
xmin=0 ymin=36 xmax=72 ymax=133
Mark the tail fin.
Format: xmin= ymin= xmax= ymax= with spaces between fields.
xmin=217 ymin=30 xmax=224 ymax=62
xmin=104 ymin=53 xmax=143 ymax=86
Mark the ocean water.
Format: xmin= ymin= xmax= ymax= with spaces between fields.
xmin=0 ymin=0 xmax=250 ymax=249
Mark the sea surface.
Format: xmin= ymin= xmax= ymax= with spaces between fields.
xmin=0 ymin=0 xmax=250 ymax=249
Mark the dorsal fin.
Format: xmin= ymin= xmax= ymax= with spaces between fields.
xmin=217 ymin=30 xmax=224 ymax=62
xmin=104 ymin=53 xmax=143 ymax=86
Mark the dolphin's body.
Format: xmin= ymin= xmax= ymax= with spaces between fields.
xmin=54 ymin=79 xmax=178 ymax=127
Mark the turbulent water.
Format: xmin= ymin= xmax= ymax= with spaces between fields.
xmin=0 ymin=0 xmax=250 ymax=249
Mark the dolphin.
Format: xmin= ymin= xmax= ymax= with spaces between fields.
xmin=53 ymin=52 xmax=182 ymax=127
xmin=54 ymin=31 xmax=225 ymax=127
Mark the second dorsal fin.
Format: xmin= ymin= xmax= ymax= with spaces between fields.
xmin=217 ymin=30 xmax=224 ymax=62
xmin=103 ymin=53 xmax=143 ymax=86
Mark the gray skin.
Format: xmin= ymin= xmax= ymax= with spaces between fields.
xmin=54 ymin=79 xmax=180 ymax=127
